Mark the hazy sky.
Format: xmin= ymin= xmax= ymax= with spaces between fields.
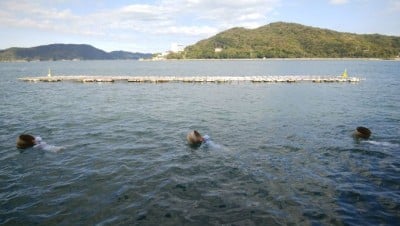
xmin=0 ymin=0 xmax=399 ymax=53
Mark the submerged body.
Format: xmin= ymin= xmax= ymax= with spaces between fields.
xmin=33 ymin=136 xmax=64 ymax=152
xmin=16 ymin=134 xmax=63 ymax=152
xmin=186 ymin=131 xmax=219 ymax=149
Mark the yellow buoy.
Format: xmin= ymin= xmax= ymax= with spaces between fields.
xmin=341 ymin=68 xmax=348 ymax=78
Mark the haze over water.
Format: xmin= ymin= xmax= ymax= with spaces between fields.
xmin=1 ymin=60 xmax=399 ymax=225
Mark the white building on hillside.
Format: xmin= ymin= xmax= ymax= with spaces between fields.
xmin=215 ymin=48 xmax=223 ymax=53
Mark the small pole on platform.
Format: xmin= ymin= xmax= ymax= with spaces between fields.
xmin=341 ymin=68 xmax=348 ymax=78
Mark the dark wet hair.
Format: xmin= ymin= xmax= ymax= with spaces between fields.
xmin=193 ymin=130 xmax=201 ymax=137
xmin=16 ymin=134 xmax=35 ymax=149
xmin=356 ymin=126 xmax=371 ymax=139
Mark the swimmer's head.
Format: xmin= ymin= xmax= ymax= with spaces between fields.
xmin=187 ymin=130 xmax=203 ymax=146
xmin=16 ymin=134 xmax=36 ymax=149
xmin=353 ymin=126 xmax=371 ymax=139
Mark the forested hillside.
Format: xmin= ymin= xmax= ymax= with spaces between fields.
xmin=0 ymin=44 xmax=152 ymax=61
xmin=171 ymin=22 xmax=400 ymax=59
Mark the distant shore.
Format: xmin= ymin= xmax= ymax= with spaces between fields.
xmin=142 ymin=57 xmax=400 ymax=62
xmin=1 ymin=57 xmax=399 ymax=63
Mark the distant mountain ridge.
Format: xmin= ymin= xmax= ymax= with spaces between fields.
xmin=0 ymin=44 xmax=152 ymax=61
xmin=171 ymin=22 xmax=400 ymax=59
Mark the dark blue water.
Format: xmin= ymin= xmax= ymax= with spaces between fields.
xmin=1 ymin=60 xmax=399 ymax=225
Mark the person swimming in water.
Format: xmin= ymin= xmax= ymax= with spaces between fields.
xmin=16 ymin=134 xmax=64 ymax=152
xmin=186 ymin=130 xmax=213 ymax=148
xmin=16 ymin=134 xmax=36 ymax=149
xmin=353 ymin=126 xmax=371 ymax=139
xmin=186 ymin=130 xmax=204 ymax=147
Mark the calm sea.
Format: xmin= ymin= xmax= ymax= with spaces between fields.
xmin=1 ymin=60 xmax=399 ymax=225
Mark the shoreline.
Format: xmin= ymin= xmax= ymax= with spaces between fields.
xmin=147 ymin=57 xmax=399 ymax=62
xmin=1 ymin=57 xmax=399 ymax=63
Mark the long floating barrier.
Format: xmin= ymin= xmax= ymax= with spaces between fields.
xmin=18 ymin=75 xmax=361 ymax=83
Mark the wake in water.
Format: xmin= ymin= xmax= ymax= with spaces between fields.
xmin=201 ymin=135 xmax=236 ymax=157
xmin=362 ymin=140 xmax=400 ymax=148
xmin=352 ymin=126 xmax=399 ymax=149
xmin=17 ymin=134 xmax=64 ymax=153
xmin=186 ymin=131 xmax=226 ymax=151
xmin=33 ymin=136 xmax=65 ymax=153
xmin=201 ymin=135 xmax=222 ymax=149
xmin=187 ymin=130 xmax=225 ymax=151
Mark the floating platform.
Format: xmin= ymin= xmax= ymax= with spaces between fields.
xmin=19 ymin=75 xmax=361 ymax=83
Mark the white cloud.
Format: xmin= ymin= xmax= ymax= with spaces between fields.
xmin=108 ymin=0 xmax=281 ymax=34
xmin=180 ymin=0 xmax=280 ymax=28
xmin=0 ymin=0 xmax=281 ymax=33
xmin=0 ymin=1 xmax=82 ymax=33
xmin=329 ymin=0 xmax=349 ymax=5
xmin=238 ymin=13 xmax=267 ymax=22
xmin=118 ymin=4 xmax=171 ymax=21
xmin=388 ymin=0 xmax=400 ymax=12
xmin=155 ymin=25 xmax=219 ymax=36
xmin=0 ymin=0 xmax=281 ymax=51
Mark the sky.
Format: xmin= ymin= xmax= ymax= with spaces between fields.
xmin=0 ymin=0 xmax=399 ymax=53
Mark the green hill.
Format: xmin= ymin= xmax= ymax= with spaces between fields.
xmin=0 ymin=44 xmax=152 ymax=61
xmin=173 ymin=22 xmax=400 ymax=59
xmin=109 ymin=50 xmax=152 ymax=60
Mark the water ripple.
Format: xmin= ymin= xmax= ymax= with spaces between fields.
xmin=1 ymin=60 xmax=400 ymax=225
